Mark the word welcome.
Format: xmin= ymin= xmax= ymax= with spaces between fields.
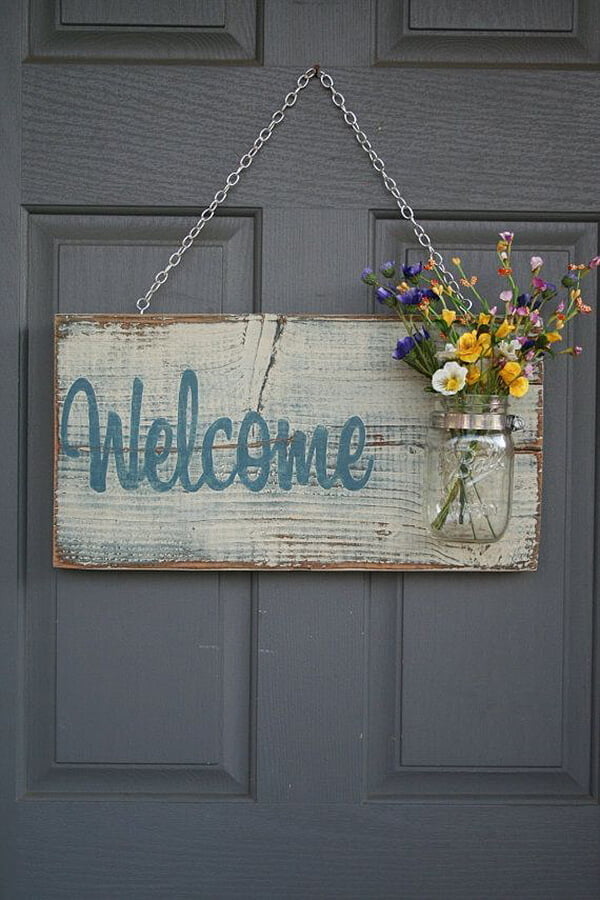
xmin=60 ymin=370 xmax=375 ymax=494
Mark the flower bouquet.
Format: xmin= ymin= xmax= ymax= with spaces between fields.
xmin=362 ymin=233 xmax=596 ymax=542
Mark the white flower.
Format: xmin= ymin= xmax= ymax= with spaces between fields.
xmin=530 ymin=256 xmax=544 ymax=270
xmin=435 ymin=342 xmax=457 ymax=362
xmin=431 ymin=361 xmax=468 ymax=395
xmin=498 ymin=339 xmax=522 ymax=360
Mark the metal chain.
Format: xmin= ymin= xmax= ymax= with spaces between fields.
xmin=136 ymin=66 xmax=470 ymax=314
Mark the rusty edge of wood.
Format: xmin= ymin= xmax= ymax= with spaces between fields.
xmin=52 ymin=315 xmax=542 ymax=573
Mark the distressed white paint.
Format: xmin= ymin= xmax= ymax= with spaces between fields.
xmin=54 ymin=314 xmax=542 ymax=570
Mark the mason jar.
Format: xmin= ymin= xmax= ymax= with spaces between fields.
xmin=425 ymin=395 xmax=523 ymax=543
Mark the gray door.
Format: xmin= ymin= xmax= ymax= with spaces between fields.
xmin=2 ymin=1 xmax=599 ymax=897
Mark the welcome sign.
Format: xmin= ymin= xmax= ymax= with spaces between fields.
xmin=54 ymin=315 xmax=542 ymax=571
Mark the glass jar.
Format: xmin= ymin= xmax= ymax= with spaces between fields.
xmin=425 ymin=395 xmax=522 ymax=543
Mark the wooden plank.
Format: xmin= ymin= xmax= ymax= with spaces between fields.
xmin=54 ymin=314 xmax=542 ymax=571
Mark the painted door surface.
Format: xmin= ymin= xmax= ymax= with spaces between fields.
xmin=2 ymin=2 xmax=599 ymax=897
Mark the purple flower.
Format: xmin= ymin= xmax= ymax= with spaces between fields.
xmin=517 ymin=293 xmax=531 ymax=306
xmin=402 ymin=262 xmax=423 ymax=279
xmin=361 ymin=266 xmax=378 ymax=286
xmin=499 ymin=231 xmax=514 ymax=242
xmin=380 ymin=260 xmax=396 ymax=278
xmin=414 ymin=327 xmax=430 ymax=343
xmin=392 ymin=336 xmax=416 ymax=360
xmin=589 ymin=257 xmax=600 ymax=268
xmin=516 ymin=306 xmax=530 ymax=316
xmin=397 ymin=287 xmax=423 ymax=305
xmin=376 ymin=286 xmax=394 ymax=303
xmin=521 ymin=339 xmax=536 ymax=352
xmin=556 ymin=301 xmax=565 ymax=313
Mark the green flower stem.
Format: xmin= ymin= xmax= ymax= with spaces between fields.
xmin=453 ymin=262 xmax=490 ymax=311
xmin=431 ymin=438 xmax=498 ymax=541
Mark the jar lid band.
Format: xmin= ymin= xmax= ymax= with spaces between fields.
xmin=432 ymin=412 xmax=524 ymax=431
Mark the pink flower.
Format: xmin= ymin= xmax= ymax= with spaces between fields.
xmin=489 ymin=306 xmax=497 ymax=315
xmin=529 ymin=310 xmax=541 ymax=323
xmin=589 ymin=257 xmax=600 ymax=268
xmin=499 ymin=290 xmax=513 ymax=303
xmin=516 ymin=306 xmax=530 ymax=316
xmin=530 ymin=256 xmax=543 ymax=270
xmin=524 ymin=364 xmax=536 ymax=378
xmin=556 ymin=301 xmax=565 ymax=313
xmin=531 ymin=276 xmax=555 ymax=291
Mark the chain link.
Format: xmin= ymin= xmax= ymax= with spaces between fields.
xmin=136 ymin=66 xmax=470 ymax=313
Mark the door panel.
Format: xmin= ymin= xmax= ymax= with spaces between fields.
xmin=3 ymin=1 xmax=599 ymax=898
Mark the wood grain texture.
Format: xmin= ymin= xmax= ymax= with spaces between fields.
xmin=22 ymin=66 xmax=600 ymax=209
xmin=376 ymin=0 xmax=600 ymax=66
xmin=0 ymin=0 xmax=21 ymax=893
xmin=27 ymin=0 xmax=259 ymax=62
xmin=54 ymin=314 xmax=542 ymax=570
xmin=60 ymin=0 xmax=227 ymax=27
xmin=408 ymin=0 xmax=575 ymax=32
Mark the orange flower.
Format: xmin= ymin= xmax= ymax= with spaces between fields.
xmin=424 ymin=258 xmax=436 ymax=270
xmin=545 ymin=332 xmax=562 ymax=343
xmin=497 ymin=267 xmax=513 ymax=276
xmin=576 ymin=298 xmax=592 ymax=314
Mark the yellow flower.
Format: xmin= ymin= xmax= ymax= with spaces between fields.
xmin=441 ymin=308 xmax=456 ymax=326
xmin=478 ymin=313 xmax=492 ymax=325
xmin=509 ymin=376 xmax=530 ymax=398
xmin=432 ymin=284 xmax=445 ymax=297
xmin=546 ymin=331 xmax=562 ymax=343
xmin=457 ymin=330 xmax=491 ymax=363
xmin=456 ymin=331 xmax=480 ymax=363
xmin=451 ymin=257 xmax=461 ymax=265
xmin=496 ymin=240 xmax=508 ymax=252
xmin=477 ymin=332 xmax=492 ymax=357
xmin=495 ymin=319 xmax=515 ymax=340
xmin=500 ymin=362 xmax=529 ymax=397
xmin=500 ymin=361 xmax=522 ymax=385
xmin=466 ymin=365 xmax=481 ymax=385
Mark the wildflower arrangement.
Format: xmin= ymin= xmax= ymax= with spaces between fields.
xmin=361 ymin=232 xmax=596 ymax=399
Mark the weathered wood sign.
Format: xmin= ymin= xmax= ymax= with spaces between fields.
xmin=54 ymin=315 xmax=542 ymax=571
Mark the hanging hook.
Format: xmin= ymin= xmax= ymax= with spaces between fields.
xmin=313 ymin=63 xmax=321 ymax=76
